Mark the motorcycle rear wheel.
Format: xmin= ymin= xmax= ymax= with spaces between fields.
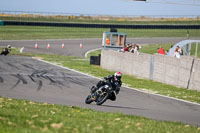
xmin=96 ymin=92 xmax=109 ymax=105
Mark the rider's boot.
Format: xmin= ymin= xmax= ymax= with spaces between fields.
xmin=91 ymin=92 xmax=98 ymax=101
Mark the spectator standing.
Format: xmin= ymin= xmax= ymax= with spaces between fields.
xmin=177 ymin=46 xmax=183 ymax=55
xmin=174 ymin=46 xmax=181 ymax=59
xmin=130 ymin=44 xmax=135 ymax=53
xmin=135 ymin=43 xmax=141 ymax=50
xmin=106 ymin=37 xmax=110 ymax=45
xmin=130 ymin=44 xmax=140 ymax=55
xmin=165 ymin=50 xmax=169 ymax=55
xmin=158 ymin=46 xmax=165 ymax=55
xmin=128 ymin=44 xmax=132 ymax=52
xmin=123 ymin=44 xmax=129 ymax=53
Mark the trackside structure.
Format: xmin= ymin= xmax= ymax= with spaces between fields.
xmin=168 ymin=40 xmax=200 ymax=57
xmin=101 ymin=50 xmax=200 ymax=91
xmin=102 ymin=31 xmax=126 ymax=50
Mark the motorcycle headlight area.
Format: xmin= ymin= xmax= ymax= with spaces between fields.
xmin=104 ymin=85 xmax=111 ymax=90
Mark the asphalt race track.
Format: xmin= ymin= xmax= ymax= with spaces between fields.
xmin=1 ymin=38 xmax=200 ymax=126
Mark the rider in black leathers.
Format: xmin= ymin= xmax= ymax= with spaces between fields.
xmin=0 ymin=45 xmax=11 ymax=56
xmin=91 ymin=72 xmax=122 ymax=100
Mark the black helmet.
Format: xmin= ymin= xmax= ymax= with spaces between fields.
xmin=114 ymin=72 xmax=122 ymax=80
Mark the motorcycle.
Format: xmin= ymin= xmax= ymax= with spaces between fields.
xmin=85 ymin=82 xmax=117 ymax=105
xmin=1 ymin=45 xmax=11 ymax=56
xmin=0 ymin=48 xmax=10 ymax=56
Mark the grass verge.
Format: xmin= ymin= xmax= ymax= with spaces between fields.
xmin=0 ymin=26 xmax=199 ymax=40
xmin=1 ymin=97 xmax=200 ymax=133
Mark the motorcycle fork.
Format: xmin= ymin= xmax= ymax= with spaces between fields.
xmin=96 ymin=86 xmax=105 ymax=95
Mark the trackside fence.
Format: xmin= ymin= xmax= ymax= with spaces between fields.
xmin=101 ymin=50 xmax=200 ymax=91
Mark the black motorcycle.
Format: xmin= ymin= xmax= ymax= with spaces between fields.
xmin=85 ymin=83 xmax=117 ymax=105
xmin=0 ymin=46 xmax=11 ymax=56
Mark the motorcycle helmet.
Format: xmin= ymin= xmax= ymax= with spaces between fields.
xmin=114 ymin=72 xmax=122 ymax=80
xmin=7 ymin=45 xmax=11 ymax=49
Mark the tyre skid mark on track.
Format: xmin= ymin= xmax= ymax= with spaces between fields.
xmin=7 ymin=62 xmax=20 ymax=70
xmin=66 ymin=76 xmax=87 ymax=87
xmin=0 ymin=67 xmax=69 ymax=90
xmin=29 ymin=70 xmax=66 ymax=90
xmin=10 ymin=74 xmax=28 ymax=89
xmin=0 ymin=76 xmax=3 ymax=83
xmin=28 ymin=74 xmax=43 ymax=91
xmin=21 ymin=64 xmax=36 ymax=70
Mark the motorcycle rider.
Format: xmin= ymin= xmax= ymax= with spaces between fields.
xmin=0 ymin=45 xmax=11 ymax=56
xmin=91 ymin=72 xmax=122 ymax=100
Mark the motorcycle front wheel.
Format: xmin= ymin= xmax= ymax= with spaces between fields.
xmin=85 ymin=95 xmax=93 ymax=104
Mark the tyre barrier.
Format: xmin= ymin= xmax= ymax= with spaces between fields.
xmin=90 ymin=54 xmax=101 ymax=66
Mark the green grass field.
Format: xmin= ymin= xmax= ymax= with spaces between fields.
xmin=0 ymin=15 xmax=199 ymax=40
xmin=1 ymin=97 xmax=200 ymax=133
xmin=0 ymin=26 xmax=199 ymax=40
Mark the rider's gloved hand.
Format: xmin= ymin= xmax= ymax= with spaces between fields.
xmin=103 ymin=77 xmax=108 ymax=82
xmin=91 ymin=86 xmax=97 ymax=93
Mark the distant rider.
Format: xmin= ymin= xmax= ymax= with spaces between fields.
xmin=91 ymin=72 xmax=122 ymax=99
xmin=0 ymin=45 xmax=11 ymax=56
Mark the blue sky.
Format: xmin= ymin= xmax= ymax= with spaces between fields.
xmin=0 ymin=0 xmax=200 ymax=16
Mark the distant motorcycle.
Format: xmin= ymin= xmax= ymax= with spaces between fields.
xmin=85 ymin=81 xmax=118 ymax=105
xmin=0 ymin=45 xmax=11 ymax=56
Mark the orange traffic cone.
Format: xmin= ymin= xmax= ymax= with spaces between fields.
xmin=35 ymin=43 xmax=38 ymax=48
xmin=62 ymin=43 xmax=64 ymax=48
xmin=47 ymin=43 xmax=50 ymax=49
xmin=80 ymin=43 xmax=82 ymax=48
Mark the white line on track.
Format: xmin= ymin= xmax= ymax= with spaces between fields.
xmin=84 ymin=48 xmax=102 ymax=58
xmin=32 ymin=57 xmax=200 ymax=107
